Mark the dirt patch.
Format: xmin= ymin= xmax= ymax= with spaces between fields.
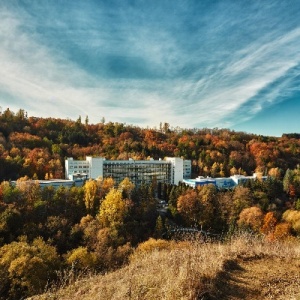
xmin=212 ymin=257 xmax=300 ymax=300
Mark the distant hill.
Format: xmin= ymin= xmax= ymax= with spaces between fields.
xmin=1 ymin=108 xmax=300 ymax=181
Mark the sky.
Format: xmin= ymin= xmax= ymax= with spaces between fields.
xmin=1 ymin=0 xmax=300 ymax=137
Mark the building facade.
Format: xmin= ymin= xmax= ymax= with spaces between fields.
xmin=183 ymin=173 xmax=267 ymax=189
xmin=12 ymin=178 xmax=86 ymax=189
xmin=65 ymin=157 xmax=191 ymax=186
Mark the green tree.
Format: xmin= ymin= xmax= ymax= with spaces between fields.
xmin=0 ymin=182 xmax=21 ymax=204
xmin=197 ymin=184 xmax=222 ymax=230
xmin=51 ymin=143 xmax=62 ymax=155
xmin=154 ymin=215 xmax=165 ymax=238
xmin=295 ymin=199 xmax=300 ymax=210
xmin=0 ymin=205 xmax=22 ymax=245
xmin=128 ymin=184 xmax=158 ymax=244
xmin=283 ymin=169 xmax=295 ymax=197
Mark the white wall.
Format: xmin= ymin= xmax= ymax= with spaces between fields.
xmin=86 ymin=156 xmax=104 ymax=179
xmin=166 ymin=157 xmax=183 ymax=185
xmin=65 ymin=157 xmax=90 ymax=179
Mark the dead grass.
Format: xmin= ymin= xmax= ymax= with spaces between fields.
xmin=29 ymin=233 xmax=300 ymax=300
xmin=214 ymin=234 xmax=300 ymax=300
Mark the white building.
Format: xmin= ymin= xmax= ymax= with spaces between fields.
xmin=183 ymin=159 xmax=192 ymax=178
xmin=65 ymin=157 xmax=191 ymax=186
xmin=183 ymin=173 xmax=267 ymax=189
xmin=12 ymin=178 xmax=86 ymax=189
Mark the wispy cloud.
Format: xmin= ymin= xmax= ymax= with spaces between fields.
xmin=179 ymin=26 xmax=300 ymax=129
xmin=0 ymin=6 xmax=96 ymax=116
xmin=0 ymin=1 xmax=300 ymax=136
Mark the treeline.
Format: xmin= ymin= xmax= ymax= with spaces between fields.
xmin=1 ymin=108 xmax=300 ymax=181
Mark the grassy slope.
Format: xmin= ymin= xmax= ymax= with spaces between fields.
xmin=217 ymin=256 xmax=300 ymax=299
xmin=31 ymin=235 xmax=300 ymax=300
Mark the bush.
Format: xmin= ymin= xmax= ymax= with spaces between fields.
xmin=66 ymin=246 xmax=97 ymax=270
xmin=282 ymin=210 xmax=300 ymax=235
xmin=0 ymin=237 xmax=60 ymax=300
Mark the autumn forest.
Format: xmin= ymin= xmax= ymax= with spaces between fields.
xmin=1 ymin=108 xmax=300 ymax=299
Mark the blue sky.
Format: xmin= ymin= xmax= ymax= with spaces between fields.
xmin=1 ymin=0 xmax=300 ymax=137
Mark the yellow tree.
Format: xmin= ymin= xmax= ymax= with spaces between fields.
xmin=118 ymin=177 xmax=135 ymax=199
xmin=268 ymin=167 xmax=282 ymax=179
xmin=97 ymin=177 xmax=115 ymax=199
xmin=211 ymin=162 xmax=220 ymax=177
xmin=98 ymin=188 xmax=126 ymax=228
xmin=230 ymin=166 xmax=238 ymax=175
xmin=84 ymin=179 xmax=98 ymax=214
xmin=66 ymin=246 xmax=97 ymax=270
xmin=282 ymin=209 xmax=300 ymax=235
xmin=0 ymin=237 xmax=60 ymax=299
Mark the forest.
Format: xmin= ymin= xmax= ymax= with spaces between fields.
xmin=1 ymin=108 xmax=300 ymax=299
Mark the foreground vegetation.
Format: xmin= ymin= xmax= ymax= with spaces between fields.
xmin=30 ymin=234 xmax=300 ymax=300
xmin=2 ymin=172 xmax=300 ymax=298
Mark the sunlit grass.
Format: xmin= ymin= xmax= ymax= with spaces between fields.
xmin=30 ymin=233 xmax=300 ymax=300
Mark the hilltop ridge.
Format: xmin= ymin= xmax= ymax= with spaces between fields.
xmin=1 ymin=108 xmax=300 ymax=182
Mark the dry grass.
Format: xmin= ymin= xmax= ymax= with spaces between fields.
xmin=30 ymin=234 xmax=300 ymax=300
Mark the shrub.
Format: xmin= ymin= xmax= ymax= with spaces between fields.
xmin=282 ymin=209 xmax=300 ymax=235
xmin=66 ymin=247 xmax=97 ymax=270
xmin=273 ymin=222 xmax=292 ymax=240
xmin=0 ymin=237 xmax=60 ymax=300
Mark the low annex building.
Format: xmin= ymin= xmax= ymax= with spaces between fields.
xmin=11 ymin=178 xmax=86 ymax=189
xmin=183 ymin=173 xmax=267 ymax=189
xmin=65 ymin=156 xmax=192 ymax=186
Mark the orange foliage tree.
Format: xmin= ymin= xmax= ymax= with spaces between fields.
xmin=260 ymin=212 xmax=277 ymax=240
xmin=237 ymin=206 xmax=264 ymax=232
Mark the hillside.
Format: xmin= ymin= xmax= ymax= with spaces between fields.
xmin=30 ymin=235 xmax=300 ymax=300
xmin=1 ymin=108 xmax=300 ymax=182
